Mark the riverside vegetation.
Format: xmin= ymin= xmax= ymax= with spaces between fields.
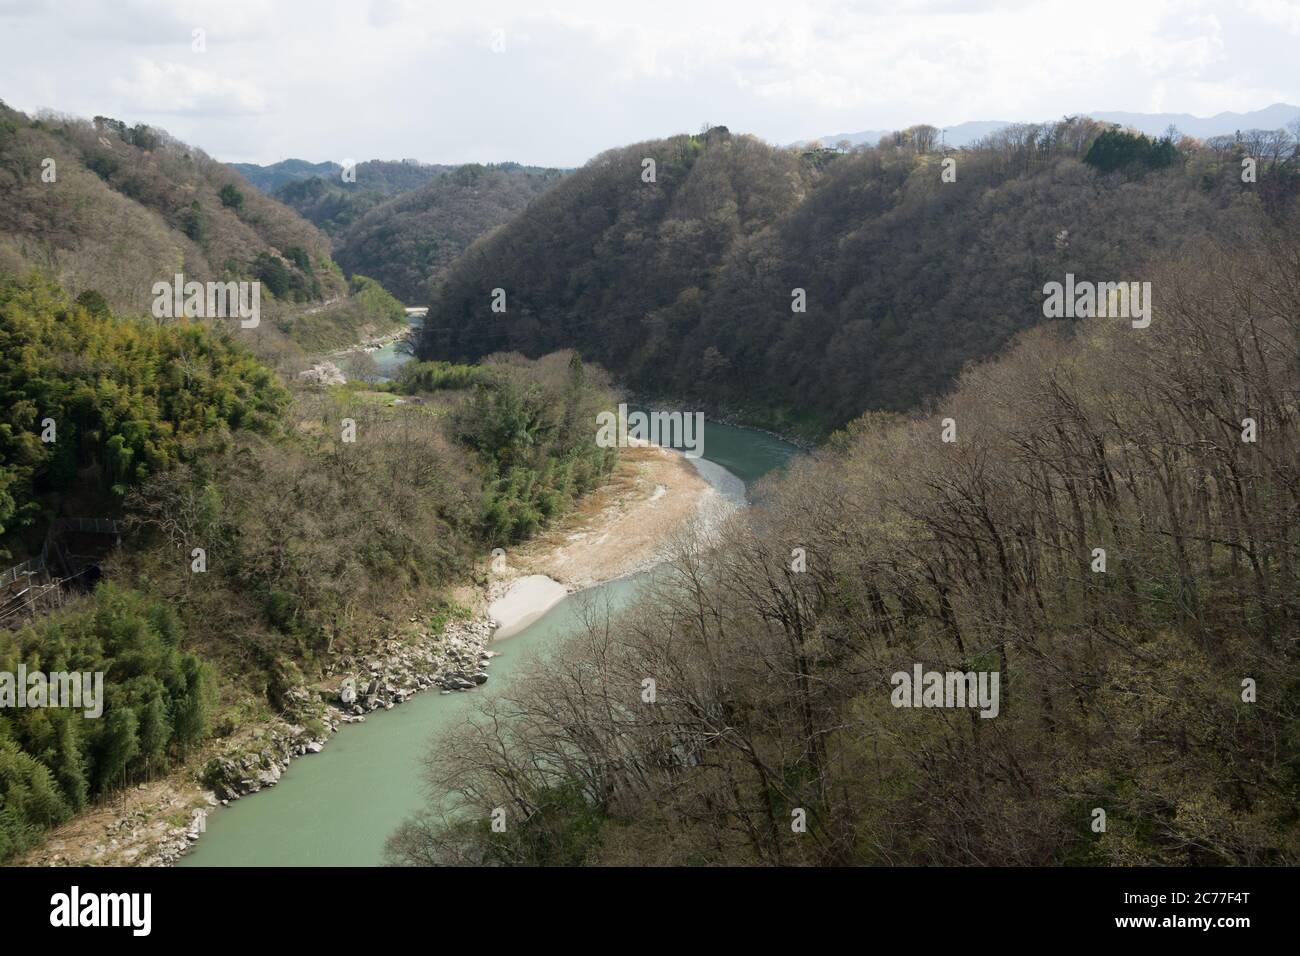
xmin=4 ymin=98 xmax=1299 ymax=868
xmin=389 ymin=224 xmax=1300 ymax=866
xmin=0 ymin=104 xmax=618 ymax=858
xmin=0 ymin=270 xmax=616 ymax=860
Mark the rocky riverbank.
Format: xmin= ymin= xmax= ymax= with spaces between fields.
xmin=22 ymin=613 xmax=500 ymax=867
xmin=173 ymin=615 xmax=499 ymax=864
xmin=201 ymin=616 xmax=496 ymax=790
xmin=21 ymin=440 xmax=721 ymax=867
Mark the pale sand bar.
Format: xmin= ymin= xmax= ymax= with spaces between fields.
xmin=488 ymin=574 xmax=570 ymax=638
xmin=480 ymin=443 xmax=730 ymax=639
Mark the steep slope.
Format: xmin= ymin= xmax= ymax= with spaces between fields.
xmin=420 ymin=119 xmax=1296 ymax=436
xmin=270 ymin=160 xmax=451 ymax=237
xmin=419 ymin=127 xmax=813 ymax=399
xmin=332 ymin=163 xmax=562 ymax=303
xmin=392 ymin=221 xmax=1300 ymax=867
xmin=0 ymin=101 xmax=344 ymax=314
xmin=0 ymin=103 xmax=416 ymax=369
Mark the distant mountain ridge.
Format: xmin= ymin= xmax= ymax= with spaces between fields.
xmin=226 ymin=156 xmax=564 ymax=303
xmin=332 ymin=163 xmax=563 ymax=302
xmin=807 ymin=103 xmax=1300 ymax=149
xmin=229 ymin=158 xmax=343 ymax=192
xmin=1089 ymin=103 xmax=1300 ymax=138
xmin=816 ymin=119 xmax=1012 ymax=149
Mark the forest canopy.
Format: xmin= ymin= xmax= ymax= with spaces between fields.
xmin=0 ymin=102 xmax=342 ymax=316
xmin=390 ymin=221 xmax=1300 ymax=867
xmin=0 ymin=273 xmax=287 ymax=556
xmin=419 ymin=119 xmax=1300 ymax=437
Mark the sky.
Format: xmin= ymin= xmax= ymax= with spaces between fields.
xmin=2 ymin=0 xmax=1299 ymax=168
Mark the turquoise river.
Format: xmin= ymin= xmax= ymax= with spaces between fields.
xmin=180 ymin=416 xmax=797 ymax=866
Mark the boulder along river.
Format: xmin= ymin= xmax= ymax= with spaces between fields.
xmin=179 ymin=416 xmax=798 ymax=867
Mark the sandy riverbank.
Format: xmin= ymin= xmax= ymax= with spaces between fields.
xmin=489 ymin=575 xmax=570 ymax=637
xmin=481 ymin=441 xmax=728 ymax=638
xmin=502 ymin=442 xmax=725 ymax=588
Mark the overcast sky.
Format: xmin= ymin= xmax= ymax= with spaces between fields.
xmin=2 ymin=0 xmax=1299 ymax=168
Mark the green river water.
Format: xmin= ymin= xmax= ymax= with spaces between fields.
xmin=179 ymin=415 xmax=797 ymax=866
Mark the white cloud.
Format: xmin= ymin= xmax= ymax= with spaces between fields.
xmin=0 ymin=0 xmax=1296 ymax=165
xmin=112 ymin=58 xmax=270 ymax=115
xmin=1241 ymin=0 xmax=1300 ymax=34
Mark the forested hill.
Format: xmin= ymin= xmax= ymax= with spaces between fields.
xmin=418 ymin=120 xmax=1300 ymax=437
xmin=0 ymin=101 xmax=344 ymax=315
xmin=228 ymin=158 xmax=343 ymax=193
xmin=0 ymin=270 xmax=619 ymax=860
xmin=268 ymin=160 xmax=453 ymax=237
xmin=235 ymin=159 xmax=561 ymax=304
xmin=331 ymin=163 xmax=563 ymax=302
xmin=391 ymin=221 xmax=1300 ymax=868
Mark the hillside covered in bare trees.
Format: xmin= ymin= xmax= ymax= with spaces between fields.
xmin=390 ymin=221 xmax=1300 ymax=866
xmin=0 ymin=102 xmax=342 ymax=314
xmin=330 ymin=163 xmax=562 ymax=303
xmin=420 ymin=119 xmax=1300 ymax=438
